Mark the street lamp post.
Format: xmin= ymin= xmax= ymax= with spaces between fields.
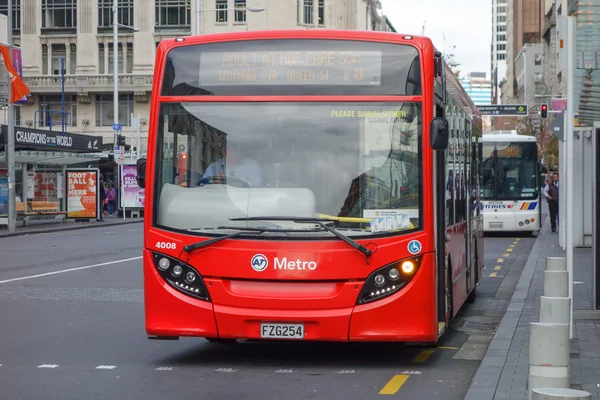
xmin=112 ymin=4 xmax=138 ymax=218
xmin=193 ymin=4 xmax=265 ymax=35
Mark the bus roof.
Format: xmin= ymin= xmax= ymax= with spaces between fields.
xmin=157 ymin=29 xmax=435 ymax=52
xmin=478 ymin=130 xmax=538 ymax=143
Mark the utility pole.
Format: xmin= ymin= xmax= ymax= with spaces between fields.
xmin=6 ymin=0 xmax=15 ymax=233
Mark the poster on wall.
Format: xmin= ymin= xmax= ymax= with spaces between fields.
xmin=120 ymin=164 xmax=144 ymax=208
xmin=65 ymin=169 xmax=98 ymax=219
xmin=0 ymin=174 xmax=8 ymax=215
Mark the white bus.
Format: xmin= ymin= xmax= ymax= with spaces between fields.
xmin=478 ymin=131 xmax=543 ymax=233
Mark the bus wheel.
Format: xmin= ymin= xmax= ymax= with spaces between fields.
xmin=205 ymin=338 xmax=237 ymax=344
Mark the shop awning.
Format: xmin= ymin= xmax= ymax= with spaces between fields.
xmin=0 ymin=150 xmax=108 ymax=166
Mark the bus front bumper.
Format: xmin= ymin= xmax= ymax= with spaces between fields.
xmin=144 ymin=252 xmax=439 ymax=343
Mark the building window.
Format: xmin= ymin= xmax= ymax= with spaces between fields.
xmin=497 ymin=53 xmax=506 ymax=60
xmin=98 ymin=42 xmax=134 ymax=74
xmin=0 ymin=0 xmax=21 ymax=32
xmin=497 ymin=15 xmax=506 ymax=23
xmin=95 ymin=94 xmax=134 ymax=127
xmin=42 ymin=0 xmax=77 ymax=30
xmin=98 ymin=0 xmax=134 ymax=30
xmin=297 ymin=0 xmax=302 ymax=24
xmin=303 ymin=0 xmax=314 ymax=24
xmin=497 ymin=34 xmax=506 ymax=42
xmin=39 ymin=95 xmax=78 ymax=127
xmin=41 ymin=43 xmax=76 ymax=75
xmin=234 ymin=0 xmax=246 ymax=22
xmin=155 ymin=0 xmax=191 ymax=31
xmin=498 ymin=6 xmax=506 ymax=13
xmin=318 ymin=0 xmax=324 ymax=25
xmin=216 ymin=0 xmax=227 ymax=22
xmin=496 ymin=25 xmax=506 ymax=32
xmin=497 ymin=44 xmax=506 ymax=51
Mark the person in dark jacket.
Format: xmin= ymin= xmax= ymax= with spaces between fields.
xmin=97 ymin=175 xmax=105 ymax=221
xmin=546 ymin=173 xmax=559 ymax=232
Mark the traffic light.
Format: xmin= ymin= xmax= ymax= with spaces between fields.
xmin=117 ymin=135 xmax=126 ymax=146
xmin=540 ymin=104 xmax=548 ymax=119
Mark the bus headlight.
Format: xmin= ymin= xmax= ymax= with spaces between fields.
xmin=152 ymin=252 xmax=210 ymax=302
xmin=356 ymin=256 xmax=422 ymax=304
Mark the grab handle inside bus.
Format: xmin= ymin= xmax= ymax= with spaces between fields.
xmin=136 ymin=157 xmax=147 ymax=188
xmin=430 ymin=117 xmax=449 ymax=151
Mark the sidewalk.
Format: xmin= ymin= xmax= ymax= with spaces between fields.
xmin=0 ymin=215 xmax=143 ymax=238
xmin=464 ymin=216 xmax=599 ymax=399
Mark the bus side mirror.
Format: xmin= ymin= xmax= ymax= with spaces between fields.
xmin=136 ymin=157 xmax=147 ymax=188
xmin=430 ymin=117 xmax=449 ymax=151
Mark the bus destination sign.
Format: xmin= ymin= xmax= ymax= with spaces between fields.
xmin=198 ymin=50 xmax=383 ymax=86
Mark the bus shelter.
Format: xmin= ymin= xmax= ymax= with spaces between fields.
xmin=0 ymin=125 xmax=103 ymax=226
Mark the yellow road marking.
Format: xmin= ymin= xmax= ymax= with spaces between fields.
xmin=509 ymin=244 xmax=516 ymax=248
xmin=506 ymin=248 xmax=513 ymax=252
xmin=516 ymin=238 xmax=521 ymax=241
xmin=379 ymin=375 xmax=409 ymax=395
xmin=497 ymin=258 xmax=504 ymax=263
xmin=503 ymin=253 xmax=510 ymax=257
xmin=494 ymin=266 xmax=501 ymax=270
xmin=412 ymin=350 xmax=434 ymax=363
xmin=489 ymin=272 xmax=504 ymax=277
xmin=437 ymin=346 xmax=459 ymax=350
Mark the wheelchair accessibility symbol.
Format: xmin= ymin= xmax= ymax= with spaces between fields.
xmin=407 ymin=240 xmax=422 ymax=255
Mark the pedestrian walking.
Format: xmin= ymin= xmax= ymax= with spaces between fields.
xmin=544 ymin=173 xmax=559 ymax=232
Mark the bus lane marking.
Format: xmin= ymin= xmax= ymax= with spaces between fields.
xmin=412 ymin=350 xmax=434 ymax=363
xmin=0 ymin=256 xmax=142 ymax=284
xmin=379 ymin=374 xmax=410 ymax=395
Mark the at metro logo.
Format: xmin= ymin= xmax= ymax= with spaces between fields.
xmin=274 ymin=257 xmax=317 ymax=271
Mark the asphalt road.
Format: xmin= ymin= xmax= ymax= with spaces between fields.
xmin=0 ymin=223 xmax=536 ymax=400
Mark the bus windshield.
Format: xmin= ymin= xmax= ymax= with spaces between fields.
xmin=481 ymin=141 xmax=539 ymax=200
xmin=153 ymin=102 xmax=423 ymax=238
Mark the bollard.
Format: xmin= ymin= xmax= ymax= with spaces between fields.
xmin=532 ymin=387 xmax=591 ymax=399
xmin=546 ymin=257 xmax=567 ymax=272
xmin=539 ymin=296 xmax=571 ymax=325
xmin=528 ymin=322 xmax=570 ymax=399
xmin=543 ymin=270 xmax=569 ymax=297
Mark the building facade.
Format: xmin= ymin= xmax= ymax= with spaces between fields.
xmin=0 ymin=0 xmax=394 ymax=153
xmin=491 ymin=0 xmax=508 ymax=103
xmin=460 ymin=72 xmax=492 ymax=106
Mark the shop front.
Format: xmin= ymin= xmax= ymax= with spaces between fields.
xmin=0 ymin=125 xmax=104 ymax=225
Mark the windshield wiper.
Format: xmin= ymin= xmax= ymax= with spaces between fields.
xmin=230 ymin=216 xmax=373 ymax=260
xmin=183 ymin=226 xmax=323 ymax=253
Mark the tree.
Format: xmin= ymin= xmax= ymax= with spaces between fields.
xmin=444 ymin=53 xmax=461 ymax=77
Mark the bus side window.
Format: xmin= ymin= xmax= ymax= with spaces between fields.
xmin=445 ymin=112 xmax=455 ymax=226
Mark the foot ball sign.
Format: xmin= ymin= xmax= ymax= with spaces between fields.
xmin=65 ymin=169 xmax=98 ymax=219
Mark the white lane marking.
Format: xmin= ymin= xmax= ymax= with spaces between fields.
xmin=401 ymin=370 xmax=422 ymax=375
xmin=0 ymin=256 xmax=142 ymax=284
xmin=156 ymin=367 xmax=173 ymax=371
xmin=37 ymin=364 xmax=59 ymax=368
xmin=337 ymin=369 xmax=356 ymax=374
xmin=215 ymin=368 xmax=235 ymax=372
xmin=275 ymin=369 xmax=294 ymax=373
xmin=95 ymin=365 xmax=117 ymax=369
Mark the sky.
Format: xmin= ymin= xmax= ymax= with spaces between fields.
xmin=380 ymin=0 xmax=492 ymax=79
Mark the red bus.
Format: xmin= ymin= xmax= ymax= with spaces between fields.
xmin=136 ymin=29 xmax=484 ymax=345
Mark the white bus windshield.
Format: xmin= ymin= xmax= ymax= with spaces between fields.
xmin=481 ymin=141 xmax=539 ymax=201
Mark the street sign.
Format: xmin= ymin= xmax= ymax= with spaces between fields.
xmin=112 ymin=123 xmax=122 ymax=131
xmin=477 ymin=104 xmax=528 ymax=116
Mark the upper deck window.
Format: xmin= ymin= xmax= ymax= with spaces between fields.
xmin=160 ymin=39 xmax=422 ymax=96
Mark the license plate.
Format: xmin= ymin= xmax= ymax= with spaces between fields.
xmin=260 ymin=323 xmax=304 ymax=339
xmin=489 ymin=222 xmax=503 ymax=228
